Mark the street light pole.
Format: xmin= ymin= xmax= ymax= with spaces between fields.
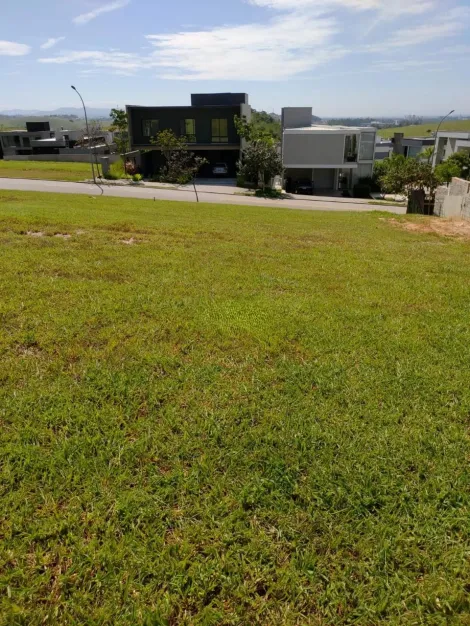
xmin=71 ymin=85 xmax=96 ymax=183
xmin=429 ymin=109 xmax=455 ymax=166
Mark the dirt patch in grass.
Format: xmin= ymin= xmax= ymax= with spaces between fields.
xmin=26 ymin=231 xmax=44 ymax=237
xmin=387 ymin=218 xmax=470 ymax=240
xmin=54 ymin=233 xmax=71 ymax=239
xmin=120 ymin=237 xmax=137 ymax=245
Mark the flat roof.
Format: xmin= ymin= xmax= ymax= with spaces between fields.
xmin=285 ymin=124 xmax=376 ymax=134
xmin=436 ymin=131 xmax=470 ymax=139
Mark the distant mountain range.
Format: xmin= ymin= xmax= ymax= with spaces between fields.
xmin=0 ymin=107 xmax=112 ymax=119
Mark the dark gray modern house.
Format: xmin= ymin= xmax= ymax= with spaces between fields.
xmin=126 ymin=93 xmax=251 ymax=177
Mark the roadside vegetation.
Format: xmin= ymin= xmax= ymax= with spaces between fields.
xmin=0 ymin=160 xmax=94 ymax=182
xmin=1 ymin=190 xmax=469 ymax=625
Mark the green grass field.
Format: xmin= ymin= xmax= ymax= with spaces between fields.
xmin=378 ymin=119 xmax=470 ymax=138
xmin=0 ymin=160 xmax=93 ymax=182
xmin=1 ymin=191 xmax=469 ymax=625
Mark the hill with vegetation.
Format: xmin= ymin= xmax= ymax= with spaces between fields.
xmin=0 ymin=115 xmax=87 ymax=132
xmin=251 ymin=110 xmax=281 ymax=140
xmin=378 ymin=119 xmax=470 ymax=138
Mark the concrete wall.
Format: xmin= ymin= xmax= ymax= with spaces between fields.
xmin=281 ymin=107 xmax=312 ymax=129
xmin=283 ymin=133 xmax=345 ymax=166
xmin=434 ymin=177 xmax=470 ymax=218
xmin=4 ymin=153 xmax=120 ymax=164
xmin=312 ymin=168 xmax=335 ymax=189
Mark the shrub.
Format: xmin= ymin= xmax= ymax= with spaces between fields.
xmin=132 ymin=173 xmax=143 ymax=182
xmin=125 ymin=161 xmax=138 ymax=176
xmin=254 ymin=188 xmax=283 ymax=199
xmin=108 ymin=161 xmax=130 ymax=180
xmin=353 ymin=184 xmax=371 ymax=198
xmin=236 ymin=174 xmax=246 ymax=188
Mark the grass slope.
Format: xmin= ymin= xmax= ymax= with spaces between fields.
xmin=0 ymin=160 xmax=92 ymax=182
xmin=378 ymin=119 xmax=470 ymax=138
xmin=0 ymin=191 xmax=469 ymax=625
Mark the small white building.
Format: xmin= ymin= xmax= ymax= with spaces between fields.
xmin=281 ymin=107 xmax=376 ymax=193
xmin=432 ymin=131 xmax=470 ymax=168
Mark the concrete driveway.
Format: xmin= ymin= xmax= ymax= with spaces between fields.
xmin=0 ymin=178 xmax=407 ymax=214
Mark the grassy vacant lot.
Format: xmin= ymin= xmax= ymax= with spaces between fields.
xmin=0 ymin=160 xmax=93 ymax=182
xmin=0 ymin=191 xmax=469 ymax=625
xmin=378 ymin=119 xmax=470 ymax=139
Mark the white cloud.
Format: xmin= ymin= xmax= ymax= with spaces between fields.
xmin=146 ymin=13 xmax=347 ymax=80
xmin=248 ymin=0 xmax=434 ymax=16
xmin=0 ymin=40 xmax=31 ymax=56
xmin=365 ymin=6 xmax=470 ymax=50
xmin=73 ymin=0 xmax=130 ymax=25
xmin=440 ymin=44 xmax=470 ymax=55
xmin=40 ymin=37 xmax=65 ymax=50
xmin=39 ymin=50 xmax=143 ymax=72
xmin=39 ymin=1 xmax=469 ymax=81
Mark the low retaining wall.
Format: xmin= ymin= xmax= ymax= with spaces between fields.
xmin=4 ymin=154 xmax=120 ymax=164
xmin=435 ymin=177 xmax=470 ymax=219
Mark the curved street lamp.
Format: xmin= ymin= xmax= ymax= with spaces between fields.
xmin=71 ymin=85 xmax=96 ymax=183
xmin=429 ymin=109 xmax=455 ymax=166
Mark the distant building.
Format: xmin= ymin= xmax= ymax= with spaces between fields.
xmin=432 ymin=131 xmax=470 ymax=168
xmin=375 ymin=139 xmax=393 ymax=161
xmin=391 ymin=133 xmax=434 ymax=159
xmin=281 ymin=107 xmax=376 ymax=192
xmin=0 ymin=121 xmax=114 ymax=160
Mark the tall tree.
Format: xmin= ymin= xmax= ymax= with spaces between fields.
xmin=109 ymin=108 xmax=130 ymax=158
xmin=152 ymin=129 xmax=207 ymax=184
xmin=234 ymin=115 xmax=283 ymax=189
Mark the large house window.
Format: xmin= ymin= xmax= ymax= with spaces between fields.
xmin=359 ymin=132 xmax=375 ymax=161
xmin=142 ymin=119 xmax=159 ymax=139
xmin=212 ymin=119 xmax=228 ymax=143
xmin=180 ymin=119 xmax=196 ymax=142
xmin=23 ymin=137 xmax=31 ymax=148
xmin=3 ymin=136 xmax=20 ymax=148
xmin=344 ymin=135 xmax=358 ymax=162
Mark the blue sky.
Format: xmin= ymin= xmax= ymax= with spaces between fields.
xmin=1 ymin=0 xmax=469 ymax=116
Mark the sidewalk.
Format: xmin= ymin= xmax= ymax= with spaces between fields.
xmin=93 ymin=178 xmax=402 ymax=208
xmin=0 ymin=177 xmax=407 ymax=214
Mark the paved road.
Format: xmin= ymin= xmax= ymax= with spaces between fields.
xmin=0 ymin=178 xmax=406 ymax=214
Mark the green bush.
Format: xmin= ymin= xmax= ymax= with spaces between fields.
xmin=254 ymin=188 xmax=283 ymax=199
xmin=236 ymin=174 xmax=246 ymax=188
xmin=132 ymin=173 xmax=143 ymax=182
xmin=108 ymin=160 xmax=130 ymax=180
xmin=353 ymin=183 xmax=371 ymax=198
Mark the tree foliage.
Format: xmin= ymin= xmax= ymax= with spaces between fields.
xmin=234 ymin=115 xmax=283 ymax=188
xmin=251 ymin=110 xmax=281 ymax=141
xmin=378 ymin=154 xmax=439 ymax=196
xmin=435 ymin=160 xmax=461 ymax=184
xmin=109 ymin=108 xmax=130 ymax=157
xmin=444 ymin=151 xmax=470 ymax=180
xmin=152 ymin=129 xmax=207 ymax=184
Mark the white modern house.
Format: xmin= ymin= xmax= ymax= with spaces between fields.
xmin=281 ymin=107 xmax=376 ymax=193
xmin=432 ymin=131 xmax=470 ymax=168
